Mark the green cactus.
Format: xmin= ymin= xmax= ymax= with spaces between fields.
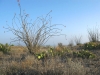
xmin=36 ymin=52 xmax=47 ymax=60
xmin=73 ymin=50 xmax=96 ymax=59
xmin=0 ymin=43 xmax=11 ymax=54
xmin=84 ymin=42 xmax=100 ymax=50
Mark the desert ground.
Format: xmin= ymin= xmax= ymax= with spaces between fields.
xmin=0 ymin=43 xmax=100 ymax=75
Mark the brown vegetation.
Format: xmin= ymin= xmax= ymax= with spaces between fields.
xmin=0 ymin=45 xmax=100 ymax=75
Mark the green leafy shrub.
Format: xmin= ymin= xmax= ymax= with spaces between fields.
xmin=73 ymin=50 xmax=96 ymax=59
xmin=84 ymin=42 xmax=100 ymax=50
xmin=0 ymin=43 xmax=11 ymax=54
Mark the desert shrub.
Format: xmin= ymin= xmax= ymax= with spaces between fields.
xmin=58 ymin=43 xmax=63 ymax=48
xmin=0 ymin=43 xmax=11 ymax=54
xmin=74 ymin=36 xmax=82 ymax=45
xmin=68 ymin=39 xmax=74 ymax=46
xmin=73 ymin=50 xmax=96 ymax=59
xmin=84 ymin=42 xmax=100 ymax=50
xmin=5 ymin=0 xmax=66 ymax=56
xmin=87 ymin=26 xmax=99 ymax=42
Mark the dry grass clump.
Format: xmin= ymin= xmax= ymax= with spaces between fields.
xmin=0 ymin=53 xmax=87 ymax=75
xmin=67 ymin=58 xmax=86 ymax=75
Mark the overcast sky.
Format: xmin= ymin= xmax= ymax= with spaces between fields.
xmin=0 ymin=0 xmax=100 ymax=46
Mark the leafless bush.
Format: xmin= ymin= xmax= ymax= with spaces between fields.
xmin=74 ymin=36 xmax=82 ymax=45
xmin=68 ymin=39 xmax=74 ymax=46
xmin=58 ymin=43 xmax=63 ymax=48
xmin=5 ymin=1 xmax=66 ymax=55
xmin=87 ymin=27 xmax=100 ymax=42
